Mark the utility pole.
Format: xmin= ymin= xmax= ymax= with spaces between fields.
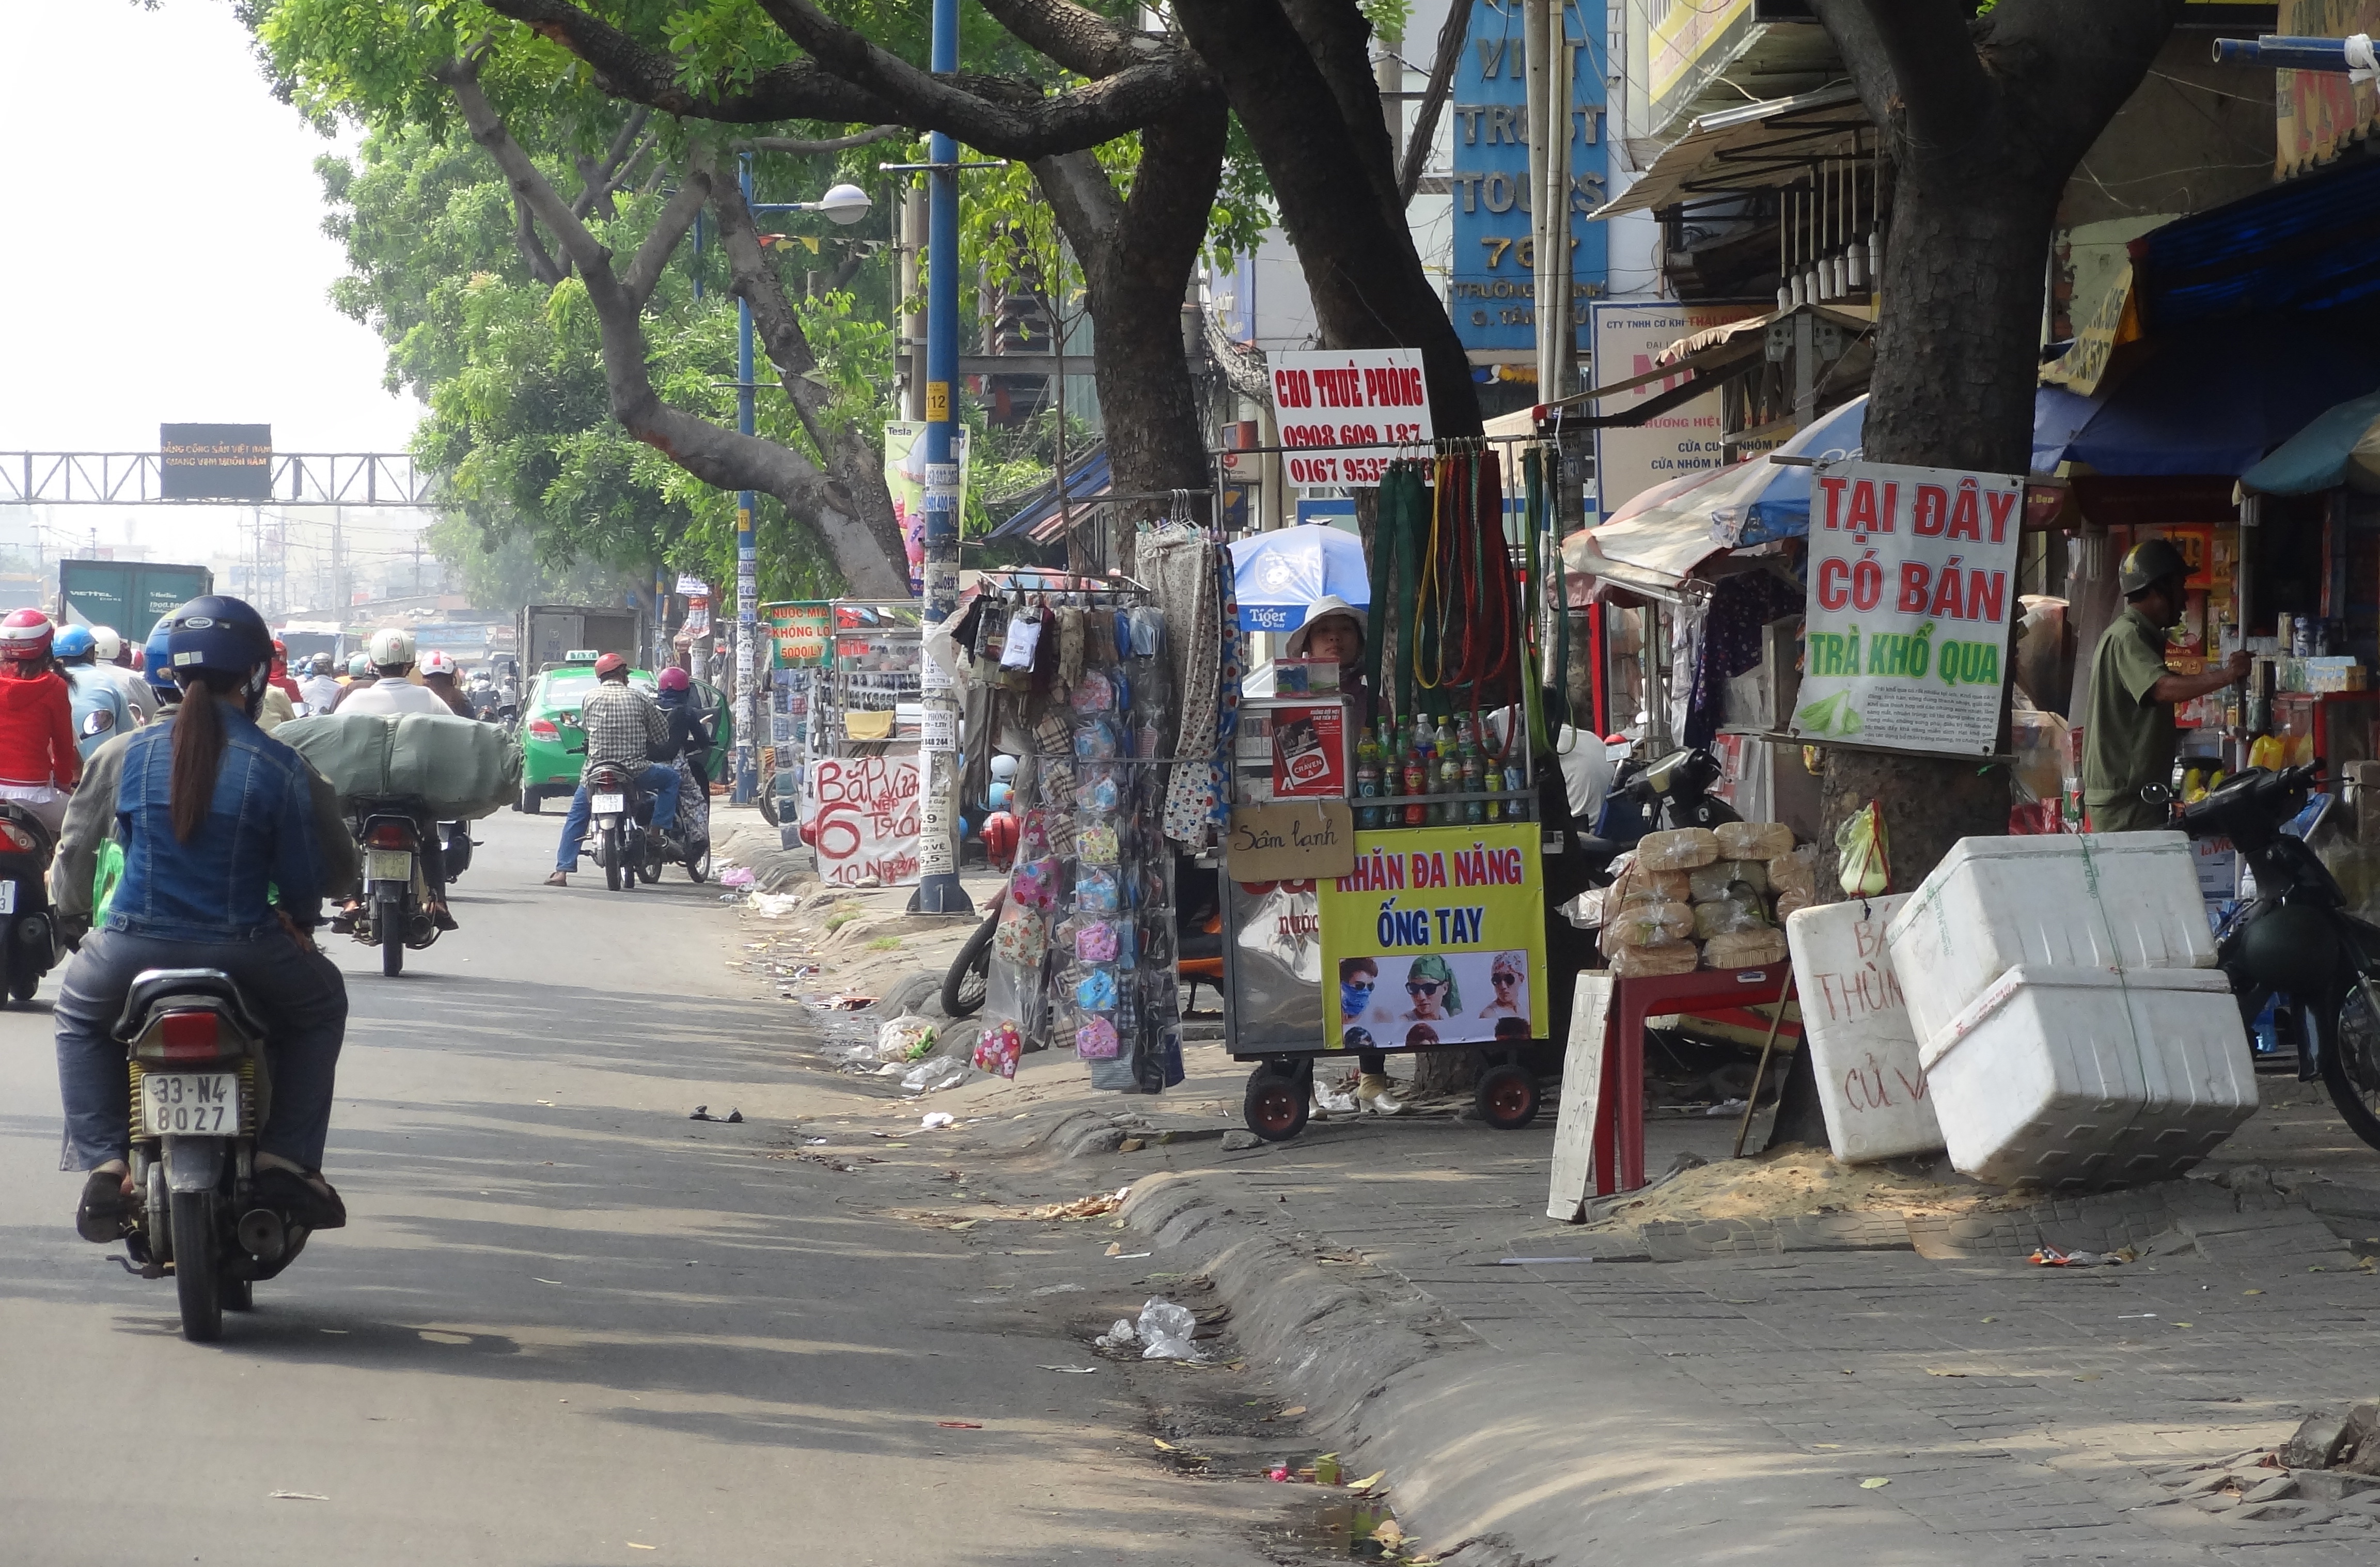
xmin=733 ymin=154 xmax=761 ymax=806
xmin=909 ymin=0 xmax=970 ymax=916
xmin=902 ymin=183 xmax=928 ymax=421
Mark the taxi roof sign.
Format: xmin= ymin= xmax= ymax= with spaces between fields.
xmin=563 ymin=649 xmax=601 ymax=663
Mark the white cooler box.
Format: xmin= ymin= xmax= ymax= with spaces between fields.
xmin=1919 ymin=964 xmax=2257 ymax=1190
xmin=1886 ymin=833 xmax=2216 ymax=1048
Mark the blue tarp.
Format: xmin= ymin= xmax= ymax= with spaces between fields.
xmin=2137 ymin=155 xmax=2380 ymax=327
xmin=2031 ymin=318 xmax=2380 ymax=477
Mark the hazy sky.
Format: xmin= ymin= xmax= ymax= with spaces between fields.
xmin=0 ymin=3 xmax=420 ymax=455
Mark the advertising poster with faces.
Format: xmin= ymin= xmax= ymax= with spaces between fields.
xmin=1317 ymin=823 xmax=1547 ymax=1049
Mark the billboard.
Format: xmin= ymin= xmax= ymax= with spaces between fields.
xmin=160 ymin=424 xmax=272 ymax=502
xmin=1589 ymin=301 xmax=1763 ymax=520
xmin=1449 ymin=0 xmax=1609 ymax=357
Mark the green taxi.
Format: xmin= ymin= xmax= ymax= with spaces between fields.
xmin=515 ymin=657 xmax=734 ymax=812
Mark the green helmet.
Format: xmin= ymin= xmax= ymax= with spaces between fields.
xmin=2119 ymin=537 xmax=2189 ymax=597
xmin=347 ymin=652 xmax=372 ymax=678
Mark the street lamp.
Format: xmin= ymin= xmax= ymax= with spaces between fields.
xmin=804 ymin=183 xmax=873 ymax=225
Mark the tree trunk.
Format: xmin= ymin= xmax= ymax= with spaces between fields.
xmin=1174 ymin=0 xmax=1483 ymax=437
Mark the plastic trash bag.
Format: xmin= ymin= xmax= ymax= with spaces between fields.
xmin=901 ymin=1055 xmax=976 ymax=1094
xmin=876 ymin=1014 xmax=938 ymax=1063
xmin=1136 ymin=1297 xmax=1203 ymax=1361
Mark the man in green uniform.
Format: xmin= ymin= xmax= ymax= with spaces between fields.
xmin=2083 ymin=537 xmax=2250 ymax=832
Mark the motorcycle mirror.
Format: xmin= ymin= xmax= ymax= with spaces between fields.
xmin=80 ymin=711 xmax=114 ymax=737
xmin=2138 ymin=782 xmax=2174 ymax=806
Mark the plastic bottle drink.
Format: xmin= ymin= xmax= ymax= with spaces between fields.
xmin=1354 ymin=743 xmax=1382 ymax=830
xmin=1462 ymin=744 xmax=1486 ymax=824
xmin=1437 ymin=749 xmax=1463 ymax=826
xmin=1403 ymin=748 xmax=1429 ymax=826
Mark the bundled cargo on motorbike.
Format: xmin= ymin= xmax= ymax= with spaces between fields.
xmin=276 ymin=711 xmax=521 ymax=820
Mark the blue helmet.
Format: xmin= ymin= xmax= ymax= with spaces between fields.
xmin=143 ymin=616 xmax=178 ymax=697
xmin=164 ymin=596 xmax=274 ymax=707
xmin=53 ymin=625 xmax=95 ymax=660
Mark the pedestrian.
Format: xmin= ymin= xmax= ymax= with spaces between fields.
xmin=2082 ymin=538 xmax=2250 ymax=832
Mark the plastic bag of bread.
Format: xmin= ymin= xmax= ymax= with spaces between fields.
xmin=1767 ymin=843 xmax=1819 ymax=903
xmin=1772 ymin=886 xmax=1813 ymax=919
xmin=1634 ymin=826 xmax=1720 ymax=871
xmin=1701 ymin=927 xmax=1789 ymax=969
xmin=1608 ymin=858 xmax=1690 ymax=907
xmin=1599 ymin=899 xmax=1694 ymax=953
xmin=1715 ymin=820 xmax=1795 ymax=861
xmin=1687 ymin=857 xmax=1770 ymax=902
xmin=1610 ymin=939 xmax=1700 ymax=977
xmin=1692 ymin=896 xmax=1768 ymax=941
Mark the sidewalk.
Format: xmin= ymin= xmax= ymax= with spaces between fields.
xmin=712 ymin=830 xmax=2380 ymax=1563
xmin=921 ymin=1042 xmax=2380 ymax=1566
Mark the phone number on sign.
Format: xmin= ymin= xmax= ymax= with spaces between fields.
xmin=1286 ymin=453 xmax=1396 ymax=487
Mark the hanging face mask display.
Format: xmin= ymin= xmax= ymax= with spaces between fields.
xmin=999 ymin=607 xmax=1042 ymax=671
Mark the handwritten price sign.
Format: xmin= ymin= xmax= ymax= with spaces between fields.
xmin=802 ymin=754 xmax=922 ymax=888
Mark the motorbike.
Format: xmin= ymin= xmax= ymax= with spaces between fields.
xmin=347 ymin=798 xmax=441 ymax=976
xmin=585 ymin=762 xmax=654 ymax=893
xmin=0 ymin=801 xmax=59 ymax=1005
xmin=112 ymin=967 xmax=311 ymax=1342
xmin=942 ymin=857 xmax=1224 ymax=1020
xmin=2174 ymin=762 xmax=2380 ymax=1152
xmin=1575 ymin=745 xmax=1743 ymax=887
xmin=441 ymin=821 xmax=475 ymax=883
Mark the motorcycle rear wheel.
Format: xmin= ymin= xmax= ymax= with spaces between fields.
xmin=6 ymin=944 xmax=40 ymax=1004
xmin=686 ymin=842 xmax=711 ymax=883
xmin=171 ymin=1190 xmax=223 ymax=1342
xmin=602 ymin=827 xmax=623 ymax=892
xmin=380 ymin=894 xmax=405 ymax=977
xmin=2316 ymin=985 xmax=2380 ymax=1153
xmin=942 ymin=910 xmax=997 ymax=1019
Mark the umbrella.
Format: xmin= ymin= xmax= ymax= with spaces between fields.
xmin=2238 ymin=388 xmax=2380 ymax=495
xmin=1228 ymin=523 xmax=1371 ymax=634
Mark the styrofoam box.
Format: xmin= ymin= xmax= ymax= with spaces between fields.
xmin=1786 ymin=895 xmax=1946 ymax=1164
xmin=1919 ymin=964 xmax=2256 ymax=1190
xmin=1885 ymin=833 xmax=2216 ymax=1049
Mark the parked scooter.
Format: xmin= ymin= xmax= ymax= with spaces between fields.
xmin=0 ymin=800 xmax=60 ymax=1005
xmin=2174 ymin=762 xmax=2380 ymax=1152
xmin=1578 ymin=745 xmax=1743 ymax=879
xmin=110 ymin=968 xmax=312 ymax=1341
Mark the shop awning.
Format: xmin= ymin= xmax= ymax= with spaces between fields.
xmin=2031 ymin=317 xmax=2380 ymax=478
xmin=988 ymin=447 xmax=1110 ymax=541
xmin=1593 ymin=84 xmax=1869 ymax=220
xmin=2239 ymin=388 xmax=2380 ymax=495
xmin=1538 ymin=302 xmax=1873 ymax=429
xmin=2136 ymin=154 xmax=2380 ymax=328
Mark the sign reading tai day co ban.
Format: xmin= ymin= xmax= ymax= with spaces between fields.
xmin=1269 ymin=349 xmax=1433 ymax=489
xmin=1792 ymin=460 xmax=2024 ymax=757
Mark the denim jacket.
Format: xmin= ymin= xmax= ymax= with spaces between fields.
xmin=66 ymin=707 xmax=334 ymax=939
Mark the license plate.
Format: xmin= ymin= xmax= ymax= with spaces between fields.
xmin=366 ymin=849 xmax=413 ymax=883
xmin=139 ymin=1072 xmax=242 ymax=1137
xmin=591 ymin=793 xmax=625 ymax=813
xmin=0 ymin=880 xmax=14 ymax=915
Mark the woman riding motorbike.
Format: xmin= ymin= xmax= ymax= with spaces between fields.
xmin=52 ymin=596 xmax=356 ymax=1240
xmin=0 ymin=608 xmax=83 ymax=838
xmin=652 ymin=666 xmax=715 ymax=852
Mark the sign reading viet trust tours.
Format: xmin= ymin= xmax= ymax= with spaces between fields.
xmin=1269 ymin=349 xmax=1433 ymax=489
xmin=1791 ymin=460 xmax=2024 ymax=758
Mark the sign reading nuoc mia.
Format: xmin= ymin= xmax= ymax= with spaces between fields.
xmin=1791 ymin=460 xmax=2024 ymax=758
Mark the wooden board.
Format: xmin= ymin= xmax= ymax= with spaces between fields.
xmin=1545 ymin=973 xmax=1615 ymax=1223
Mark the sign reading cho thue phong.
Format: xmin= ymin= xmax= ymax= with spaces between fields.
xmin=1791 ymin=460 xmax=2023 ymax=758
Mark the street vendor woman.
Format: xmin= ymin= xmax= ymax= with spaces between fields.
xmin=2082 ymin=537 xmax=2250 ymax=832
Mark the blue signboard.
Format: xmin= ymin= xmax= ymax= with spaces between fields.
xmin=1449 ymin=0 xmax=1609 ymax=357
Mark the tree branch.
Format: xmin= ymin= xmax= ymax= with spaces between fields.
xmin=435 ymin=57 xmax=909 ymax=598
xmin=1280 ymin=0 xmax=1401 ymax=217
xmin=512 ymin=194 xmax=568 ymax=285
xmin=1812 ymin=0 xmax=1990 ymax=157
xmin=736 ymin=124 xmax=908 ymax=156
xmin=976 ymin=0 xmax=1153 ymax=77
xmin=699 ymin=143 xmax=835 ymax=459
xmin=571 ymin=105 xmax=650 ymax=220
xmin=1398 ymin=0 xmax=1465 ymax=207
xmin=480 ymin=0 xmax=1206 ymax=154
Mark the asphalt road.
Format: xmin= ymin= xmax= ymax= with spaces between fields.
xmin=0 ymin=807 xmax=1286 ymax=1567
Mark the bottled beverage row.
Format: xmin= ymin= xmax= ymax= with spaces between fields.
xmin=1352 ymin=712 xmax=1529 ymax=829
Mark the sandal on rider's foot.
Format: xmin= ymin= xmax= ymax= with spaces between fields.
xmin=543 ymin=871 xmax=568 ymax=887
xmin=75 ymin=1168 xmax=135 ymax=1243
xmin=253 ymin=1167 xmax=347 ymax=1231
xmin=328 ymin=906 xmax=359 ymax=934
xmin=430 ymin=906 xmax=459 ymax=932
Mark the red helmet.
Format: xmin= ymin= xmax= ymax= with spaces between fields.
xmin=593 ymin=652 xmax=629 ymax=678
xmin=0 ymin=608 xmax=54 ymax=662
xmin=657 ymin=666 xmax=691 ymax=692
xmin=981 ymin=811 xmax=1020 ymax=870
xmin=272 ymin=637 xmax=287 ymax=654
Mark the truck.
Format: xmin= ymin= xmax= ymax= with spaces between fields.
xmin=276 ymin=619 xmax=346 ymax=669
xmin=57 ymin=559 xmax=214 ymax=640
xmin=519 ymin=603 xmax=646 ymax=674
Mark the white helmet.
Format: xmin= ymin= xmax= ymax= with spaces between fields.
xmin=368 ymin=626 xmax=416 ymax=668
xmin=419 ymin=649 xmax=457 ymax=677
xmin=90 ymin=626 xmax=123 ymax=661
xmin=989 ymin=753 xmax=1020 ymax=780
